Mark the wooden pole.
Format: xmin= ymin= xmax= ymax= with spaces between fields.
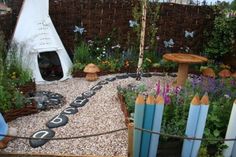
xmin=133 ymin=95 xmax=145 ymax=157
xmin=128 ymin=123 xmax=134 ymax=157
xmin=140 ymin=95 xmax=155 ymax=157
xmin=136 ymin=0 xmax=147 ymax=80
xmin=191 ymin=93 xmax=209 ymax=157
xmin=223 ymin=99 xmax=236 ymax=157
xmin=181 ymin=94 xmax=200 ymax=157
xmin=149 ymin=95 xmax=165 ymax=157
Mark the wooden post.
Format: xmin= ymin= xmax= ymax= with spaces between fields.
xmin=136 ymin=0 xmax=147 ymax=80
xmin=128 ymin=123 xmax=134 ymax=157
xmin=223 ymin=99 xmax=236 ymax=157
xmin=149 ymin=95 xmax=165 ymax=157
xmin=140 ymin=95 xmax=155 ymax=157
xmin=133 ymin=95 xmax=145 ymax=157
xmin=191 ymin=93 xmax=209 ymax=157
xmin=181 ymin=94 xmax=200 ymax=157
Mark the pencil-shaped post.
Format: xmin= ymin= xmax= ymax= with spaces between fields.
xmin=181 ymin=94 xmax=200 ymax=157
xmin=140 ymin=95 xmax=155 ymax=157
xmin=128 ymin=123 xmax=134 ymax=157
xmin=133 ymin=95 xmax=145 ymax=157
xmin=191 ymin=93 xmax=209 ymax=157
xmin=223 ymin=99 xmax=236 ymax=157
xmin=149 ymin=95 xmax=165 ymax=157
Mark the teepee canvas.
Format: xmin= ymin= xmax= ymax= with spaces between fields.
xmin=12 ymin=0 xmax=72 ymax=84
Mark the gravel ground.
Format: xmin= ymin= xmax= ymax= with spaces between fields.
xmin=0 ymin=73 xmax=175 ymax=156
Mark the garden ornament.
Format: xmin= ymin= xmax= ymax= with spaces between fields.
xmin=185 ymin=31 xmax=194 ymax=38
xmin=219 ymin=69 xmax=231 ymax=78
xmin=163 ymin=53 xmax=208 ymax=86
xmin=0 ymin=113 xmax=17 ymax=149
xmin=74 ymin=26 xmax=86 ymax=35
xmin=163 ymin=39 xmax=174 ymax=48
xmin=202 ymin=67 xmax=216 ymax=78
xmin=129 ymin=20 xmax=138 ymax=27
xmin=83 ymin=63 xmax=100 ymax=81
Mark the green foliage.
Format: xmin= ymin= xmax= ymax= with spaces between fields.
xmin=117 ymin=84 xmax=147 ymax=114
xmin=231 ymin=0 xmax=236 ymax=10
xmin=203 ymin=7 xmax=236 ymax=61
xmin=0 ymin=35 xmax=30 ymax=112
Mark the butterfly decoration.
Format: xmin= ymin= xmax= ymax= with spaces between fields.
xmin=129 ymin=20 xmax=139 ymax=28
xmin=185 ymin=31 xmax=194 ymax=38
xmin=164 ymin=39 xmax=174 ymax=48
xmin=74 ymin=26 xmax=86 ymax=35
xmin=185 ymin=46 xmax=190 ymax=52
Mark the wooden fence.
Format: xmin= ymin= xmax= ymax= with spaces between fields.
xmin=0 ymin=0 xmax=214 ymax=55
xmin=129 ymin=94 xmax=236 ymax=157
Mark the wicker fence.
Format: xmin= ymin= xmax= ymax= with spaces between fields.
xmin=0 ymin=0 xmax=214 ymax=55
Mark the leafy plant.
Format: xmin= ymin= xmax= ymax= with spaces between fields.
xmin=203 ymin=6 xmax=236 ymax=61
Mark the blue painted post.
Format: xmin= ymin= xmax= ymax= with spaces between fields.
xmin=191 ymin=93 xmax=209 ymax=157
xmin=223 ymin=99 xmax=236 ymax=157
xmin=0 ymin=113 xmax=8 ymax=141
xmin=181 ymin=94 xmax=200 ymax=157
xmin=149 ymin=95 xmax=165 ymax=157
xmin=133 ymin=95 xmax=145 ymax=157
xmin=140 ymin=95 xmax=155 ymax=157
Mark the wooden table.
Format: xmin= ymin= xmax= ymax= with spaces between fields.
xmin=163 ymin=53 xmax=208 ymax=86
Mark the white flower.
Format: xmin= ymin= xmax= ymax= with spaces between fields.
xmin=112 ymin=44 xmax=121 ymax=49
xmin=96 ymin=47 xmax=100 ymax=50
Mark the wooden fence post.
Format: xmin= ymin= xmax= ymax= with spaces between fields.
xmin=133 ymin=95 xmax=145 ymax=157
xmin=181 ymin=94 xmax=200 ymax=157
xmin=140 ymin=95 xmax=155 ymax=157
xmin=191 ymin=93 xmax=209 ymax=157
xmin=128 ymin=123 xmax=134 ymax=157
xmin=149 ymin=95 xmax=165 ymax=157
xmin=223 ymin=99 xmax=236 ymax=157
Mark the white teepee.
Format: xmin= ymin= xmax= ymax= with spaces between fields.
xmin=12 ymin=0 xmax=72 ymax=84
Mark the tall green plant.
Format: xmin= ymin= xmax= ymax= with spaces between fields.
xmin=203 ymin=7 xmax=236 ymax=61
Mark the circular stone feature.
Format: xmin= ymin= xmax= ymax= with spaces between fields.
xmin=82 ymin=90 xmax=96 ymax=98
xmin=105 ymin=77 xmax=116 ymax=82
xmin=70 ymin=97 xmax=89 ymax=108
xmin=29 ymin=129 xmax=55 ymax=148
xmin=46 ymin=114 xmax=69 ymax=128
xmin=116 ymin=74 xmax=129 ymax=79
xmin=61 ymin=107 xmax=78 ymax=115
xmin=32 ymin=91 xmax=65 ymax=110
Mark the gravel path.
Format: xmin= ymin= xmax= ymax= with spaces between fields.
xmin=0 ymin=74 xmax=175 ymax=156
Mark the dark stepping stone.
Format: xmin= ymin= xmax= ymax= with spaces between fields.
xmin=97 ymin=80 xmax=109 ymax=85
xmin=90 ymin=85 xmax=103 ymax=91
xmin=49 ymin=93 xmax=63 ymax=99
xmin=168 ymin=73 xmax=177 ymax=77
xmin=105 ymin=77 xmax=116 ymax=82
xmin=61 ymin=107 xmax=78 ymax=115
xmin=82 ymin=90 xmax=96 ymax=98
xmin=129 ymin=73 xmax=137 ymax=78
xmin=70 ymin=97 xmax=89 ymax=108
xmin=46 ymin=114 xmax=68 ymax=128
xmin=153 ymin=73 xmax=166 ymax=77
xmin=116 ymin=74 xmax=129 ymax=79
xmin=142 ymin=73 xmax=152 ymax=77
xmin=29 ymin=129 xmax=55 ymax=148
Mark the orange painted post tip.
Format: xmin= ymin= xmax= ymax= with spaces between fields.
xmin=156 ymin=95 xmax=164 ymax=104
xmin=191 ymin=94 xmax=200 ymax=105
xmin=135 ymin=95 xmax=145 ymax=105
xmin=201 ymin=93 xmax=209 ymax=105
xmin=146 ymin=95 xmax=155 ymax=105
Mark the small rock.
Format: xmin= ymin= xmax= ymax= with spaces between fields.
xmin=46 ymin=114 xmax=69 ymax=128
xmin=29 ymin=129 xmax=55 ymax=148
xmin=61 ymin=107 xmax=78 ymax=115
